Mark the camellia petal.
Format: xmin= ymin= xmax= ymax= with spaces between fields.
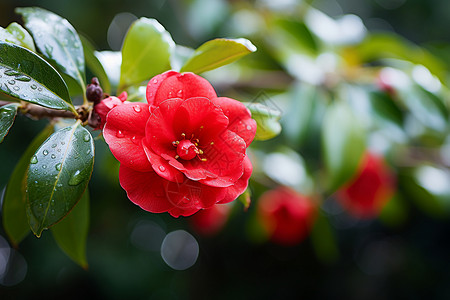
xmin=214 ymin=97 xmax=257 ymax=147
xmin=218 ymin=155 xmax=253 ymax=204
xmin=142 ymin=142 xmax=185 ymax=183
xmin=103 ymin=102 xmax=152 ymax=171
xmin=119 ymin=166 xmax=174 ymax=213
xmin=148 ymin=71 xmax=217 ymax=105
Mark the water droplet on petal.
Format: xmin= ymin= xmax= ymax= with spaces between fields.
xmin=246 ymin=125 xmax=252 ymax=130
xmin=159 ymin=165 xmax=166 ymax=172
xmin=55 ymin=163 xmax=62 ymax=171
xmin=168 ymin=91 xmax=174 ymax=98
xmin=152 ymin=79 xmax=158 ymax=84
xmin=148 ymin=92 xmax=153 ymax=97
xmin=83 ymin=134 xmax=90 ymax=142
xmin=131 ymin=136 xmax=139 ymax=145
xmin=176 ymin=90 xmax=183 ymax=98
xmin=68 ymin=170 xmax=83 ymax=186
xmin=30 ymin=155 xmax=38 ymax=164
xmin=116 ymin=130 xmax=125 ymax=138
xmin=133 ymin=105 xmax=141 ymax=113
xmin=43 ymin=150 xmax=49 ymax=156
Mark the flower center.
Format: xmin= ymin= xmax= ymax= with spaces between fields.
xmin=172 ymin=133 xmax=207 ymax=161
xmin=177 ymin=139 xmax=199 ymax=160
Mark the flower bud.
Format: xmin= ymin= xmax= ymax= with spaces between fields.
xmin=86 ymin=77 xmax=103 ymax=104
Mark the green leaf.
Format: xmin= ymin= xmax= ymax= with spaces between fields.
xmin=180 ymin=38 xmax=257 ymax=74
xmin=244 ymin=101 xmax=282 ymax=141
xmin=322 ymin=102 xmax=366 ymax=192
xmin=353 ymin=33 xmax=446 ymax=82
xmin=51 ymin=188 xmax=89 ymax=269
xmin=0 ymin=22 xmax=36 ymax=52
xmin=2 ymin=125 xmax=54 ymax=246
xmin=0 ymin=103 xmax=20 ymax=143
xmin=16 ymin=7 xmax=86 ymax=92
xmin=119 ymin=18 xmax=174 ymax=91
xmin=80 ymin=35 xmax=111 ymax=94
xmin=0 ymin=41 xmax=75 ymax=112
xmin=26 ymin=122 xmax=94 ymax=237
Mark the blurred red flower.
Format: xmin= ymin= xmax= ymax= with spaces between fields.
xmin=103 ymin=71 xmax=256 ymax=217
xmin=189 ymin=204 xmax=232 ymax=236
xmin=336 ymin=152 xmax=396 ymax=218
xmin=257 ymin=186 xmax=316 ymax=246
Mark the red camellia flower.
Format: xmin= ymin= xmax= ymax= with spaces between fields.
xmin=189 ymin=204 xmax=232 ymax=236
xmin=94 ymin=92 xmax=128 ymax=130
xmin=336 ymin=152 xmax=396 ymax=218
xmin=103 ymin=71 xmax=256 ymax=217
xmin=257 ymin=186 xmax=316 ymax=246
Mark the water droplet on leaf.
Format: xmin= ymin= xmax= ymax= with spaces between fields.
xmin=31 ymin=84 xmax=37 ymax=90
xmin=42 ymin=165 xmax=47 ymax=169
xmin=8 ymin=79 xmax=15 ymax=85
xmin=43 ymin=150 xmax=49 ymax=156
xmin=68 ymin=170 xmax=83 ymax=186
xmin=30 ymin=155 xmax=38 ymax=164
xmin=83 ymin=134 xmax=90 ymax=142
xmin=55 ymin=163 xmax=62 ymax=171
xmin=51 ymin=154 xmax=56 ymax=159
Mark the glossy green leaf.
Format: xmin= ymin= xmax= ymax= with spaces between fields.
xmin=0 ymin=41 xmax=75 ymax=113
xmin=245 ymin=102 xmax=282 ymax=141
xmin=322 ymin=102 xmax=366 ymax=192
xmin=26 ymin=122 xmax=94 ymax=237
xmin=119 ymin=18 xmax=174 ymax=91
xmin=0 ymin=103 xmax=20 ymax=143
xmin=80 ymin=35 xmax=111 ymax=94
xmin=0 ymin=22 xmax=36 ymax=52
xmin=2 ymin=125 xmax=54 ymax=246
xmin=180 ymin=38 xmax=257 ymax=74
xmin=16 ymin=7 xmax=86 ymax=92
xmin=52 ymin=188 xmax=89 ymax=269
xmin=354 ymin=33 xmax=445 ymax=82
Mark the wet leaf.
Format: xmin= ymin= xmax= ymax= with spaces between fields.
xmin=0 ymin=22 xmax=36 ymax=52
xmin=0 ymin=103 xmax=20 ymax=143
xmin=26 ymin=122 xmax=94 ymax=237
xmin=2 ymin=125 xmax=54 ymax=246
xmin=16 ymin=7 xmax=86 ymax=92
xmin=0 ymin=41 xmax=74 ymax=112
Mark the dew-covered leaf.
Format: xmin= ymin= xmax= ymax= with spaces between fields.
xmin=26 ymin=122 xmax=94 ymax=237
xmin=2 ymin=125 xmax=54 ymax=246
xmin=0 ymin=22 xmax=36 ymax=52
xmin=0 ymin=41 xmax=74 ymax=112
xmin=16 ymin=7 xmax=86 ymax=92
xmin=0 ymin=103 xmax=20 ymax=143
